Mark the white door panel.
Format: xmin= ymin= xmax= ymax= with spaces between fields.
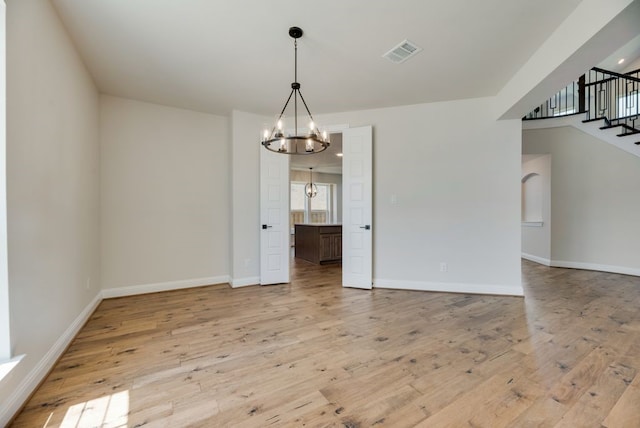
xmin=342 ymin=126 xmax=372 ymax=289
xmin=260 ymin=148 xmax=290 ymax=285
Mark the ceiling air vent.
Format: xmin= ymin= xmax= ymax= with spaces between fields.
xmin=382 ymin=39 xmax=422 ymax=64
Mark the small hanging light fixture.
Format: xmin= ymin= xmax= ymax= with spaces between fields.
xmin=261 ymin=27 xmax=330 ymax=155
xmin=305 ymin=167 xmax=318 ymax=198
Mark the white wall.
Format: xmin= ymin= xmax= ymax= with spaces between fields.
xmin=1 ymin=0 xmax=100 ymax=422
xmin=523 ymin=126 xmax=640 ymax=275
xmin=230 ymin=110 xmax=267 ymax=286
xmin=100 ymin=96 xmax=229 ymax=293
xmin=521 ymin=155 xmax=551 ymax=263
xmin=232 ymin=98 xmax=523 ymax=295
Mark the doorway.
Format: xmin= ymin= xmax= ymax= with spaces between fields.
xmin=289 ymin=133 xmax=343 ymax=281
xmin=260 ymin=125 xmax=373 ymax=288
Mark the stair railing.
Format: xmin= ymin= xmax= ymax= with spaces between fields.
xmin=523 ymin=79 xmax=582 ymax=120
xmin=524 ymin=67 xmax=640 ymax=141
xmin=585 ymin=67 xmax=640 ymax=137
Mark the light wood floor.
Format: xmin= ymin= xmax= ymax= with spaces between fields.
xmin=10 ymin=259 xmax=640 ymax=427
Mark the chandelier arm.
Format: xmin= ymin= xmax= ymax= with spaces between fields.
xmin=271 ymin=89 xmax=296 ymax=137
xmin=277 ymin=89 xmax=295 ymax=119
xmin=297 ymin=90 xmax=316 ymax=126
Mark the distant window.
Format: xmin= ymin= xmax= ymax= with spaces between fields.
xmin=310 ymin=184 xmax=330 ymax=223
xmin=618 ymin=92 xmax=638 ymax=117
xmin=549 ymin=85 xmax=578 ymax=116
xmin=291 ymin=182 xmax=334 ymax=228
xmin=553 ymin=107 xmax=576 ymax=116
xmin=290 ymin=183 xmax=305 ymax=211
xmin=290 ymin=183 xmax=306 ymax=228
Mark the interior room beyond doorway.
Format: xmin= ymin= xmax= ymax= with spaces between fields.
xmin=290 ymin=133 xmax=343 ymax=273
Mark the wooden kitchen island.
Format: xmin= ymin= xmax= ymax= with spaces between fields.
xmin=294 ymin=224 xmax=342 ymax=264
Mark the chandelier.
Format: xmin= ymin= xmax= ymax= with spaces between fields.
xmin=261 ymin=27 xmax=330 ymax=155
xmin=305 ymin=168 xmax=318 ymax=198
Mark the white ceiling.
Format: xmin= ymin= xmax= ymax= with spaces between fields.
xmin=598 ymin=34 xmax=640 ymax=72
xmin=51 ymin=0 xmax=584 ymax=116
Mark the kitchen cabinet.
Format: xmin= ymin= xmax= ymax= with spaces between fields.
xmin=295 ymin=224 xmax=342 ymax=264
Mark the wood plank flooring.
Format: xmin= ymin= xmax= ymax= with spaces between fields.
xmin=10 ymin=259 xmax=640 ymax=427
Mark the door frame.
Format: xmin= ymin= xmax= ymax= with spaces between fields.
xmin=260 ymin=123 xmax=374 ymax=286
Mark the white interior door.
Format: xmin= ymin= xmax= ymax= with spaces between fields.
xmin=260 ymin=148 xmax=290 ymax=285
xmin=342 ymin=126 xmax=373 ymax=289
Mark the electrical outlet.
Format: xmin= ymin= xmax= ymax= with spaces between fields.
xmin=440 ymin=262 xmax=448 ymax=273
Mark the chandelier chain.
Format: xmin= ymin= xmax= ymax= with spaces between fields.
xmin=294 ymin=37 xmax=298 ymax=136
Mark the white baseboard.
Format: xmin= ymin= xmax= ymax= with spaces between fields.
xmin=102 ymin=275 xmax=229 ymax=298
xmin=550 ymin=260 xmax=640 ymax=277
xmin=230 ymin=277 xmax=260 ymax=288
xmin=374 ymin=278 xmax=524 ymax=297
xmin=521 ymin=253 xmax=551 ymax=266
xmin=522 ymin=253 xmax=640 ymax=277
xmin=0 ymin=292 xmax=102 ymax=427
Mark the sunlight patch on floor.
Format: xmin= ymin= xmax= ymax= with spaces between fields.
xmin=59 ymin=390 xmax=129 ymax=428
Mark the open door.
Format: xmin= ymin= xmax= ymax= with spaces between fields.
xmin=260 ymin=148 xmax=290 ymax=285
xmin=342 ymin=126 xmax=373 ymax=289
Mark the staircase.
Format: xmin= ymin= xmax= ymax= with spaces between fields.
xmin=524 ymin=66 xmax=640 ymax=156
